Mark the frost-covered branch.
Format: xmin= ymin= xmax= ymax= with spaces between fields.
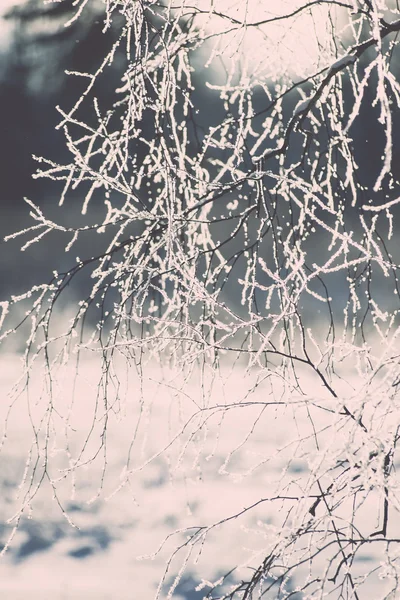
xmin=2 ymin=0 xmax=400 ymax=598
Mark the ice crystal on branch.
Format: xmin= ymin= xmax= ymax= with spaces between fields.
xmin=2 ymin=0 xmax=400 ymax=598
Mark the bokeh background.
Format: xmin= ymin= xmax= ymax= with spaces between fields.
xmin=0 ymin=1 xmax=399 ymax=599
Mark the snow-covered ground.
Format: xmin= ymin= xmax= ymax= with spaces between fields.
xmin=0 ymin=347 xmax=398 ymax=599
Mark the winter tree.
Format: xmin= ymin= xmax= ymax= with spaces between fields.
xmin=2 ymin=0 xmax=400 ymax=598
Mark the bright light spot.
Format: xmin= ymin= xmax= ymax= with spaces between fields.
xmin=196 ymin=0 xmax=347 ymax=78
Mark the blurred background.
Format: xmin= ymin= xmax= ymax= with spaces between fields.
xmin=0 ymin=0 xmax=121 ymax=296
xmin=0 ymin=2 xmax=399 ymax=598
xmin=1 ymin=0 xmax=399 ymax=311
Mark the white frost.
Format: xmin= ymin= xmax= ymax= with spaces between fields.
xmin=294 ymin=97 xmax=311 ymax=117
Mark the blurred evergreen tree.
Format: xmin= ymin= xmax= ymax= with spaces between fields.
xmin=0 ymin=0 xmax=122 ymax=204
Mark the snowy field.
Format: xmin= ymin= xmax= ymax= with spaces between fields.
xmin=0 ymin=343 xmax=398 ymax=599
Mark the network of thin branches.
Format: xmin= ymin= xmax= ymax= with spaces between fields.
xmin=2 ymin=0 xmax=400 ymax=598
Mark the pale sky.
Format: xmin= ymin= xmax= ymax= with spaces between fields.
xmin=193 ymin=0 xmax=346 ymax=78
xmin=0 ymin=0 xmax=344 ymax=74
